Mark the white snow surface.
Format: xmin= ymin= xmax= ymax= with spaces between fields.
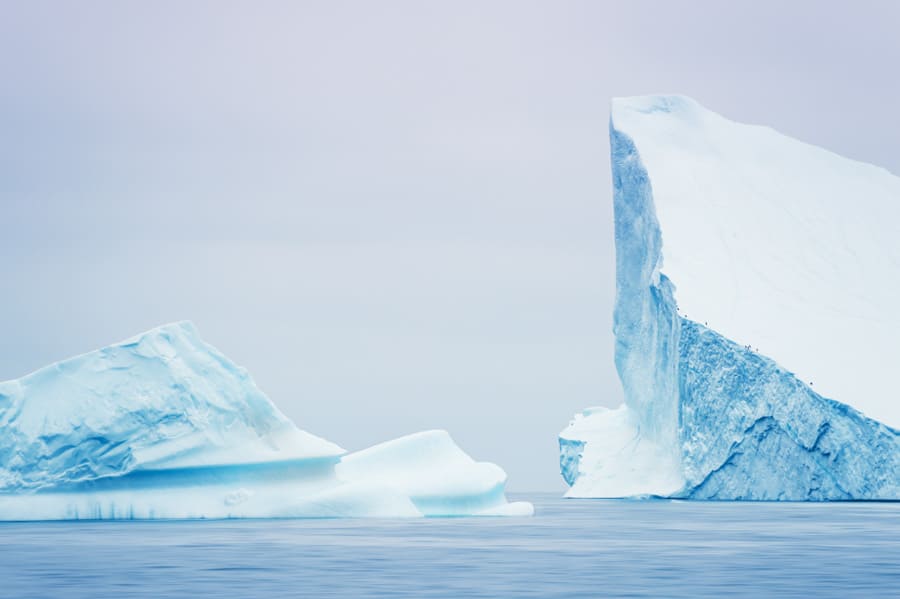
xmin=611 ymin=95 xmax=900 ymax=427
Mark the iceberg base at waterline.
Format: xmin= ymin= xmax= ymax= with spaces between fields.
xmin=0 ymin=322 xmax=532 ymax=520
xmin=0 ymin=429 xmax=532 ymax=520
xmin=559 ymin=405 xmax=684 ymax=499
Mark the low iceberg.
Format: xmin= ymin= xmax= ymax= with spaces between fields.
xmin=0 ymin=322 xmax=531 ymax=519
xmin=560 ymin=95 xmax=900 ymax=500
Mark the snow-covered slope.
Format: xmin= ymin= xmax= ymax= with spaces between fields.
xmin=612 ymin=95 xmax=900 ymax=429
xmin=0 ymin=322 xmax=531 ymax=519
xmin=560 ymin=95 xmax=900 ymax=500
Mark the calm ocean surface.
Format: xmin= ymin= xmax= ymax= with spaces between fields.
xmin=1 ymin=494 xmax=897 ymax=598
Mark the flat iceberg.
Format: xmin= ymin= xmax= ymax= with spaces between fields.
xmin=0 ymin=322 xmax=531 ymax=519
xmin=561 ymin=95 xmax=900 ymax=500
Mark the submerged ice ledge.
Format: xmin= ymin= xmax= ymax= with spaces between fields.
xmin=560 ymin=95 xmax=900 ymax=501
xmin=0 ymin=322 xmax=532 ymax=520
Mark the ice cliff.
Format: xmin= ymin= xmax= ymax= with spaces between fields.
xmin=0 ymin=322 xmax=532 ymax=519
xmin=560 ymin=95 xmax=900 ymax=500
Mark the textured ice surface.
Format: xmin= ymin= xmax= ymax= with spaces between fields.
xmin=0 ymin=321 xmax=343 ymax=493
xmin=561 ymin=95 xmax=900 ymax=500
xmin=0 ymin=322 xmax=531 ymax=519
xmin=559 ymin=405 xmax=683 ymax=498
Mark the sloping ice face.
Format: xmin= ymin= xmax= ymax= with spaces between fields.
xmin=0 ymin=322 xmax=532 ymax=519
xmin=560 ymin=95 xmax=900 ymax=500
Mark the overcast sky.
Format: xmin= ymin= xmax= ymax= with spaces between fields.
xmin=2 ymin=1 xmax=898 ymax=491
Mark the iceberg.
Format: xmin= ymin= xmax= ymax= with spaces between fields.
xmin=0 ymin=322 xmax=532 ymax=519
xmin=561 ymin=95 xmax=900 ymax=500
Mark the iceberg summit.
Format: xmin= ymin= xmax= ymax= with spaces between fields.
xmin=0 ymin=322 xmax=532 ymax=519
xmin=561 ymin=95 xmax=900 ymax=500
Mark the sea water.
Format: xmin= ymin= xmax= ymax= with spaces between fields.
xmin=1 ymin=494 xmax=897 ymax=597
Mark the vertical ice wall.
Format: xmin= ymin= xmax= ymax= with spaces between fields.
xmin=610 ymin=125 xmax=681 ymax=454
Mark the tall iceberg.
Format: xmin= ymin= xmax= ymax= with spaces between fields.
xmin=560 ymin=95 xmax=900 ymax=500
xmin=0 ymin=322 xmax=532 ymax=519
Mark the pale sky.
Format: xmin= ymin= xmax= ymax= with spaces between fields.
xmin=2 ymin=1 xmax=898 ymax=490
